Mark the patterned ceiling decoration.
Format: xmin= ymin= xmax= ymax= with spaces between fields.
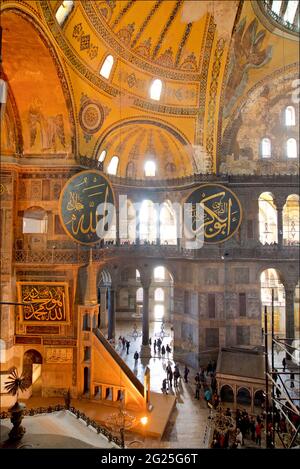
xmin=87 ymin=0 xmax=239 ymax=73
xmin=94 ymin=119 xmax=194 ymax=178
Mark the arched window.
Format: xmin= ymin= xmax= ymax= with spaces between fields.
xmin=285 ymin=106 xmax=296 ymax=126
xmin=160 ymin=200 xmax=177 ymax=245
xmin=154 ymin=304 xmax=164 ymax=320
xmin=136 ymin=287 xmax=143 ymax=302
xmin=154 ymin=266 xmax=165 ymax=280
xmin=23 ymin=207 xmax=48 ymax=234
xmin=155 ymin=288 xmax=164 ymax=302
xmin=284 ymin=1 xmax=299 ymax=24
xmin=271 ymin=1 xmax=282 ymax=15
xmin=150 ymin=79 xmax=162 ymax=101
xmin=261 ymin=137 xmax=271 ymax=158
xmin=287 ymin=138 xmax=297 ymax=158
xmin=107 ymin=156 xmax=119 ymax=175
xmin=258 ymin=192 xmax=278 ymax=244
xmin=98 ymin=150 xmax=106 ymax=162
xmin=100 ymin=55 xmax=114 ymax=79
xmin=55 ymin=1 xmax=74 ymax=26
xmin=283 ymin=194 xmax=299 ymax=245
xmin=139 ymin=200 xmax=157 ymax=242
xmin=144 ymin=161 xmax=156 ymax=177
xmin=260 ymin=269 xmax=286 ymax=335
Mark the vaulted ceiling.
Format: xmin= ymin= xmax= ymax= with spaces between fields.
xmin=1 ymin=0 xmax=299 ymax=179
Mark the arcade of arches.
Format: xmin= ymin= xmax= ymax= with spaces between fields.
xmin=0 ymin=0 xmax=299 ymax=449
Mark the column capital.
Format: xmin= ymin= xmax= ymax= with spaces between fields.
xmin=273 ymin=196 xmax=286 ymax=210
xmin=140 ymin=273 xmax=152 ymax=289
xmin=283 ymin=279 xmax=298 ymax=293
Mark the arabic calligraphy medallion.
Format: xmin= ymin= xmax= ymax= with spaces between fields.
xmin=59 ymin=170 xmax=114 ymax=244
xmin=185 ymin=184 xmax=242 ymax=244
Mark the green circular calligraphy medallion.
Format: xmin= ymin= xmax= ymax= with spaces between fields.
xmin=59 ymin=170 xmax=115 ymax=245
xmin=185 ymin=184 xmax=242 ymax=244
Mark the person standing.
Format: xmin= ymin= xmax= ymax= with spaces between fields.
xmin=184 ymin=365 xmax=190 ymax=383
xmin=290 ymin=372 xmax=295 ymax=388
xmin=126 ymin=340 xmax=130 ymax=355
xmin=161 ymin=345 xmax=166 ymax=357
xmin=154 ymin=339 xmax=157 ymax=354
xmin=134 ymin=351 xmax=139 ymax=361
xmin=236 ymin=428 xmax=243 ymax=448
xmin=255 ymin=421 xmax=264 ymax=446
xmin=195 ymin=381 xmax=200 ymax=400
xmin=161 ymin=378 xmax=168 ymax=395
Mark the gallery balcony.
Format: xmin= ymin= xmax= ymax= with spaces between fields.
xmin=5 ymin=242 xmax=299 ymax=267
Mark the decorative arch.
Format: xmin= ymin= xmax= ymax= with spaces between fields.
xmin=23 ymin=349 xmax=43 ymax=385
xmin=0 ymin=7 xmax=76 ymax=156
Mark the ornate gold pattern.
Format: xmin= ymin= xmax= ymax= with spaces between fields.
xmin=17 ymin=282 xmax=70 ymax=324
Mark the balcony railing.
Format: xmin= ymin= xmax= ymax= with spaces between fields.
xmin=5 ymin=243 xmax=298 ymax=265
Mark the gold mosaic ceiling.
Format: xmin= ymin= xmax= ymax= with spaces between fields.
xmin=74 ymin=0 xmax=239 ymax=77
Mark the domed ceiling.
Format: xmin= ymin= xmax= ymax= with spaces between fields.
xmin=1 ymin=1 xmax=298 ymax=180
xmin=96 ymin=119 xmax=194 ymax=178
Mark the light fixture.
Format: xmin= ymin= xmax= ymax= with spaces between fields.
xmin=140 ymin=416 xmax=148 ymax=426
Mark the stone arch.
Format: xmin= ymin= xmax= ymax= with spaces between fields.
xmin=260 ymin=267 xmax=286 ymax=335
xmin=237 ymin=386 xmax=251 ymax=406
xmin=220 ymin=384 xmax=234 ymax=403
xmin=23 ymin=349 xmax=43 ymax=390
xmin=254 ymin=389 xmax=265 ymax=407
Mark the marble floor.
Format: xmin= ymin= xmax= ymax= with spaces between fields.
xmin=0 ymin=410 xmax=116 ymax=449
xmin=113 ymin=320 xmax=211 ymax=448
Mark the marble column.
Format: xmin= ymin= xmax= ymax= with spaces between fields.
xmin=107 ymin=287 xmax=116 ymax=340
xmin=277 ymin=205 xmax=284 ymax=247
xmin=156 ymin=211 xmax=161 ymax=246
xmin=99 ymin=288 xmax=107 ymax=329
xmin=140 ymin=273 xmax=152 ymax=358
xmin=116 ymin=208 xmax=120 ymax=246
xmin=285 ymin=287 xmax=295 ymax=347
xmin=142 ymin=285 xmax=150 ymax=346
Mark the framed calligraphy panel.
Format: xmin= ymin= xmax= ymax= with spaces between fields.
xmin=17 ymin=282 xmax=70 ymax=324
xmin=59 ymin=170 xmax=114 ymax=244
xmin=185 ymin=184 xmax=242 ymax=244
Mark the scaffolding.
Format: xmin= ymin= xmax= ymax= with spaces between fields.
xmin=264 ymin=290 xmax=300 ymax=448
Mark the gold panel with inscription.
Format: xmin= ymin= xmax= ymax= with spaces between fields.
xmin=17 ymin=282 xmax=70 ymax=324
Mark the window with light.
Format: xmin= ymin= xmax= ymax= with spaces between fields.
xmin=55 ymin=1 xmax=74 ymax=26
xmin=107 ymin=156 xmax=119 ymax=175
xmin=150 ymin=79 xmax=162 ymax=101
xmin=100 ymin=55 xmax=114 ymax=79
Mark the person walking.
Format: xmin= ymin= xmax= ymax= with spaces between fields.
xmin=126 ymin=340 xmax=130 ymax=355
xmin=134 ymin=351 xmax=139 ymax=361
xmin=174 ymin=366 xmax=180 ymax=387
xmin=161 ymin=345 xmax=166 ymax=357
xmin=122 ymin=337 xmax=126 ymax=350
xmin=184 ymin=365 xmax=190 ymax=383
xmin=282 ymin=357 xmax=286 ymax=372
xmin=290 ymin=372 xmax=295 ymax=388
xmin=154 ymin=339 xmax=157 ymax=354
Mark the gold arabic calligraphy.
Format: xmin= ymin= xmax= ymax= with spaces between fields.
xmin=64 ymin=174 xmax=109 ymax=238
xmin=190 ymin=191 xmax=239 ymax=240
xmin=23 ymin=286 xmax=66 ymax=321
